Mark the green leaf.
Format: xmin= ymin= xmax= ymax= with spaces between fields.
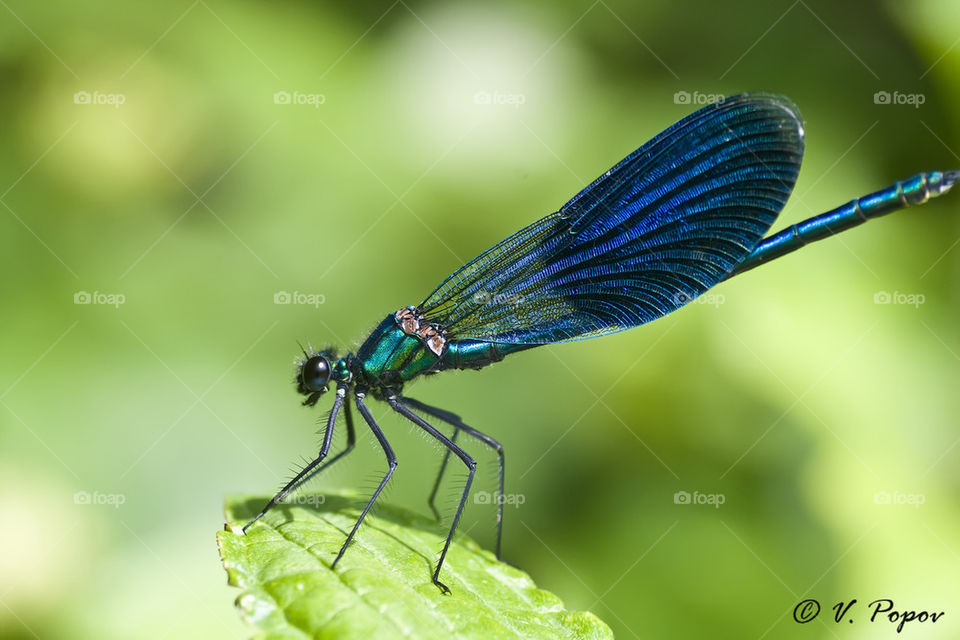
xmin=218 ymin=493 xmax=614 ymax=640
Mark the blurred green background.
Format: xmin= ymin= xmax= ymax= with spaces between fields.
xmin=1 ymin=0 xmax=958 ymax=638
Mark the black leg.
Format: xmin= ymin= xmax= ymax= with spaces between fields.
xmin=287 ymin=398 xmax=357 ymax=495
xmin=403 ymin=396 xmax=505 ymax=560
xmin=426 ymin=428 xmax=458 ymax=521
xmin=331 ymin=390 xmax=397 ymax=568
xmin=388 ymin=396 xmax=476 ymax=594
xmin=243 ymin=382 xmax=348 ymax=533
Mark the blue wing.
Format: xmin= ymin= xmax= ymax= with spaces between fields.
xmin=418 ymin=93 xmax=805 ymax=344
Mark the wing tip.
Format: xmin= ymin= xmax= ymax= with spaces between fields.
xmin=723 ymin=92 xmax=805 ymax=144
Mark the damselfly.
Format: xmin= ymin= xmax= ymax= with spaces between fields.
xmin=244 ymin=93 xmax=958 ymax=593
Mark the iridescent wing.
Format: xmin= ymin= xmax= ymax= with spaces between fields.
xmin=419 ymin=93 xmax=805 ymax=344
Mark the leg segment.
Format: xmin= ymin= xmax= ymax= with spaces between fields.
xmin=403 ymin=396 xmax=506 ymax=560
xmin=243 ymin=382 xmax=348 ymax=533
xmin=426 ymin=428 xmax=458 ymax=521
xmin=287 ymin=398 xmax=357 ymax=495
xmin=331 ymin=391 xmax=397 ymax=567
xmin=388 ymin=396 xmax=476 ymax=594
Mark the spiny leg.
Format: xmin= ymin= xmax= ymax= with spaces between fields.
xmin=389 ymin=396 xmax=476 ymax=594
xmin=403 ymin=396 xmax=505 ymax=561
xmin=332 ymin=390 xmax=397 ymax=568
xmin=426 ymin=428 xmax=459 ymax=521
xmin=287 ymin=398 xmax=357 ymax=495
xmin=243 ymin=383 xmax=348 ymax=533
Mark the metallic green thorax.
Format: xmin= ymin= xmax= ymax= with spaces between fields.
xmin=354 ymin=309 xmax=531 ymax=394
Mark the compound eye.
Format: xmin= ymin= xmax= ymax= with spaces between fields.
xmin=301 ymin=356 xmax=330 ymax=392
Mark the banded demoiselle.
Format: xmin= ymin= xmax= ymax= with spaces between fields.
xmin=244 ymin=93 xmax=958 ymax=593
